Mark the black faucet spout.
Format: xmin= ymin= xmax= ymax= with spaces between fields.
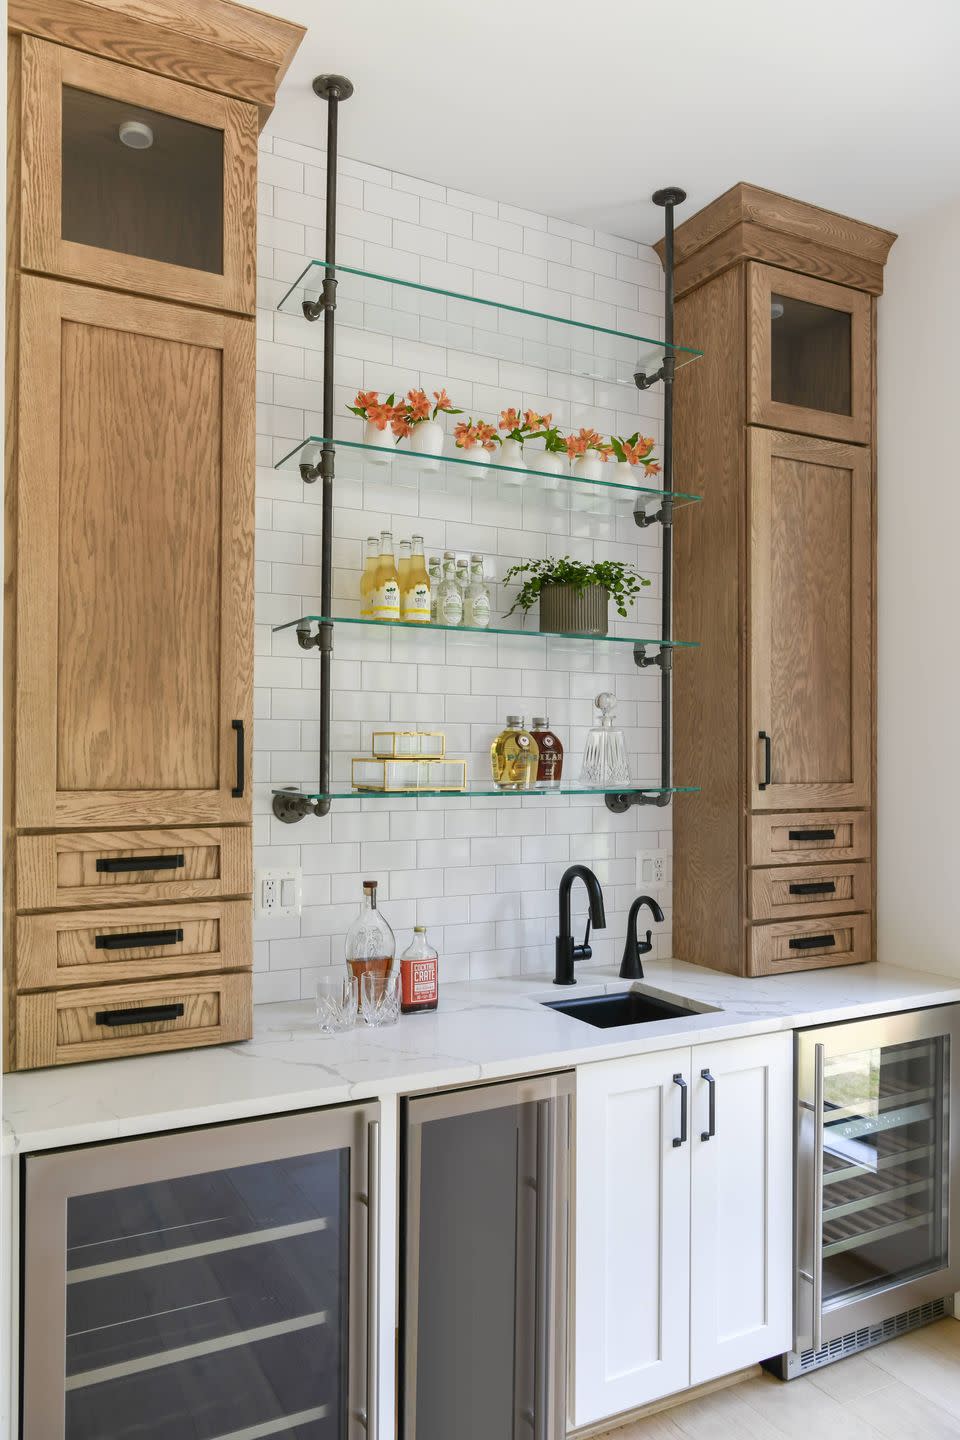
xmin=555 ymin=864 xmax=607 ymax=986
xmin=619 ymin=894 xmax=665 ymax=979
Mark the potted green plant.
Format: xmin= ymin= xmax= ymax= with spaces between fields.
xmin=503 ymin=555 xmax=650 ymax=636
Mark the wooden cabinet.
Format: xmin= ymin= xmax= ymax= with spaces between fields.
xmin=15 ymin=277 xmax=254 ymax=830
xmin=668 ymin=185 xmax=895 ymax=977
xmin=573 ymin=1032 xmax=793 ymax=1427
xmin=4 ymin=0 xmax=303 ymax=1070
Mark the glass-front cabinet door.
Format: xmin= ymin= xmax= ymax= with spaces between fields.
xmin=22 ymin=1105 xmax=378 ymax=1439
xmin=19 ymin=36 xmax=256 ymax=312
xmin=797 ymin=1007 xmax=960 ymax=1351
xmin=747 ymin=263 xmax=872 ymax=444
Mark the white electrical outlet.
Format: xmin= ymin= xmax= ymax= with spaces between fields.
xmin=256 ymin=867 xmax=302 ymax=919
xmin=636 ymin=850 xmax=668 ymax=889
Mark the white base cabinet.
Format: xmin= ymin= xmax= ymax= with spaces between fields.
xmin=573 ymin=1031 xmax=793 ymax=1429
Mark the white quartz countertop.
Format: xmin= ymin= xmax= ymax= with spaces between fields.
xmin=6 ymin=958 xmax=960 ymax=1154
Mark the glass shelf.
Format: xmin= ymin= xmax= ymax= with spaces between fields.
xmin=277 ymin=260 xmax=702 ymax=391
xmin=273 ymin=614 xmax=699 ymax=649
xmin=275 ymin=437 xmax=701 ymax=519
xmin=272 ymin=783 xmax=700 ymax=803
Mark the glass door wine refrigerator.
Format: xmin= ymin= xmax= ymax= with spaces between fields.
xmin=20 ymin=1104 xmax=379 ymax=1438
xmin=774 ymin=1004 xmax=960 ymax=1378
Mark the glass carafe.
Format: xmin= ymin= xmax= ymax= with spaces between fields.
xmin=345 ymin=880 xmax=396 ymax=992
xmin=579 ymin=692 xmax=631 ymax=787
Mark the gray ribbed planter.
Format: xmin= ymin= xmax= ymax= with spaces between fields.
xmin=538 ymin=583 xmax=609 ymax=636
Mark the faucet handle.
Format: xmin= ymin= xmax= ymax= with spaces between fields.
xmin=638 ymin=929 xmax=654 ymax=956
xmin=573 ymin=919 xmax=593 ymax=963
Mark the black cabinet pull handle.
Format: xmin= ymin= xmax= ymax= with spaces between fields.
xmin=232 ymin=719 xmax=245 ymax=798
xmin=95 ymin=1003 xmax=185 ymax=1028
xmin=95 ymin=928 xmax=184 ymax=951
xmin=672 ymin=1073 xmax=688 ymax=1148
xmin=789 ymin=933 xmax=836 ymax=951
xmin=759 ymin=731 xmax=772 ymax=790
xmin=700 ymin=1069 xmax=716 ymax=1142
xmin=788 ymin=828 xmax=835 ymax=843
xmin=788 ymin=881 xmax=837 ymax=896
xmin=96 ymin=853 xmax=185 ymax=874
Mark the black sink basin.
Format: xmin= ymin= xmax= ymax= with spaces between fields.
xmin=542 ymin=990 xmax=697 ymax=1028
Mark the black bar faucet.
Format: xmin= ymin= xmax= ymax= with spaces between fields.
xmin=619 ymin=895 xmax=666 ymax=979
xmin=555 ymin=864 xmax=606 ymax=986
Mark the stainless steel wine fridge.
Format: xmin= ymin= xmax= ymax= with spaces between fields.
xmin=20 ymin=1103 xmax=379 ymax=1438
xmin=772 ymin=1003 xmax=960 ymax=1378
xmin=401 ymin=1073 xmax=573 ymax=1440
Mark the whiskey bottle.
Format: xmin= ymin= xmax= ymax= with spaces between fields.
xmin=490 ymin=715 xmax=539 ymax=790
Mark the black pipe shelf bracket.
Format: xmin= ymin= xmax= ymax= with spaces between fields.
xmin=605 ymin=185 xmax=687 ymax=814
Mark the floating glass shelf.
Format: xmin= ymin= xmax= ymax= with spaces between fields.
xmin=273 ymin=614 xmax=699 ymax=650
xmin=277 ymin=260 xmax=702 ymax=391
xmin=275 ymin=437 xmax=701 ymax=519
xmin=272 ymin=783 xmax=700 ymax=802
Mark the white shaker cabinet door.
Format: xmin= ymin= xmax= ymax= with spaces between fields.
xmin=574 ymin=1048 xmax=692 ymax=1428
xmin=689 ymin=1031 xmax=794 ymax=1384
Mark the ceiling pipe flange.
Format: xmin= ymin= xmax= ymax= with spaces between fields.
xmin=312 ymin=74 xmax=354 ymax=101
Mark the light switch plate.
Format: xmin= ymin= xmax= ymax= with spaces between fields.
xmin=256 ymin=867 xmax=302 ymax=919
xmin=636 ymin=850 xmax=668 ymax=889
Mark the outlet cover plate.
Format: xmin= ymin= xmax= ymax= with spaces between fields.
xmin=636 ymin=850 xmax=668 ymax=889
xmin=256 ymin=867 xmax=302 ymax=919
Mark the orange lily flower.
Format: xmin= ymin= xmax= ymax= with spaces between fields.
xmin=499 ymin=408 xmax=521 ymax=433
xmin=366 ymin=403 xmax=393 ymax=431
xmin=355 ymin=390 xmax=379 ymax=412
xmin=407 ymin=389 xmax=430 ymax=421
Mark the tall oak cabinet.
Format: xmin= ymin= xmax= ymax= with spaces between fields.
xmin=5 ymin=0 xmax=304 ymax=1067
xmin=662 ymin=185 xmax=896 ymax=976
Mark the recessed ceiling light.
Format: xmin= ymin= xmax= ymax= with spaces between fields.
xmin=770 ymin=300 xmax=785 ymax=320
xmin=119 ymin=120 xmax=154 ymax=150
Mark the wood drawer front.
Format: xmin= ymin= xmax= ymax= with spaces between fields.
xmin=751 ymin=811 xmax=870 ymax=867
xmin=14 ymin=973 xmax=252 ymax=1069
xmin=749 ymin=913 xmax=872 ymax=977
xmin=16 ymin=827 xmax=252 ymax=910
xmin=750 ymin=861 xmax=871 ymax=923
xmin=15 ymin=900 xmax=251 ymax=990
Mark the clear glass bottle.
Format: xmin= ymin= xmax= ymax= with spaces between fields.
xmin=345 ymin=880 xmax=396 ymax=995
xmin=397 ymin=539 xmax=412 ymax=608
xmin=402 ymin=534 xmax=431 ymax=624
xmin=400 ymin=925 xmax=439 ymax=1013
xmin=428 ymin=556 xmax=441 ymax=623
xmin=437 ymin=550 xmax=463 ymax=626
xmin=455 ymin=556 xmax=470 ymax=609
xmin=530 ymin=715 xmax=563 ymax=788
xmin=491 ymin=715 xmax=539 ymax=790
xmin=580 ymin=691 xmax=632 ymax=787
xmin=360 ymin=535 xmax=379 ymax=618
xmin=463 ymin=553 xmax=491 ymax=629
xmin=372 ymin=531 xmax=400 ymax=622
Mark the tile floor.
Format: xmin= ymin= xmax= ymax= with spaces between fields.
xmin=598 ymin=1318 xmax=960 ymax=1439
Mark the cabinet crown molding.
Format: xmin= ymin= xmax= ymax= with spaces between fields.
xmin=654 ymin=182 xmax=898 ymax=298
xmin=8 ymin=0 xmax=305 ymax=122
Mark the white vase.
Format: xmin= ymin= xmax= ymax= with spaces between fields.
xmin=363 ymin=420 xmax=395 ymax=464
xmin=458 ymin=445 xmax=489 ymax=479
xmin=571 ymin=452 xmax=603 ymax=484
xmin=612 ymin=461 xmax=636 ymax=485
xmin=498 ymin=437 xmax=525 ymax=484
xmin=533 ymin=451 xmax=564 ymax=491
xmin=409 ymin=418 xmax=444 ymax=473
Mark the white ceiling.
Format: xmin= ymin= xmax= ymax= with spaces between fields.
xmin=262 ymin=0 xmax=960 ymax=244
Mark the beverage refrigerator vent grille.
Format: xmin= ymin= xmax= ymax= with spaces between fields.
xmin=768 ymin=1296 xmax=952 ymax=1379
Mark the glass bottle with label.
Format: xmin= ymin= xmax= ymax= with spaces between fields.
xmin=397 ymin=539 xmax=411 ymax=607
xmin=455 ymin=556 xmax=470 ymax=609
xmin=345 ymin=880 xmax=396 ymax=996
xmin=428 ymin=556 xmax=441 ymax=623
xmin=400 ymin=925 xmax=439 ymax=1013
xmin=464 ymin=553 xmax=491 ymax=629
xmin=437 ymin=550 xmax=463 ymax=626
xmin=490 ymin=715 xmax=539 ymax=789
xmin=402 ymin=534 xmax=431 ymax=624
xmin=530 ymin=716 xmax=563 ymax=787
xmin=360 ymin=535 xmax=379 ymax=618
xmin=372 ymin=531 xmax=401 ymax=622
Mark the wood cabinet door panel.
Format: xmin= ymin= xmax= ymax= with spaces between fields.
xmin=749 ymin=428 xmax=871 ymax=810
xmin=574 ymin=1049 xmax=691 ymax=1425
xmin=689 ymin=1033 xmax=793 ymax=1383
xmin=748 ymin=263 xmax=871 ymax=443
xmin=15 ymin=278 xmax=254 ymax=828
xmin=20 ymin=37 xmax=256 ymax=313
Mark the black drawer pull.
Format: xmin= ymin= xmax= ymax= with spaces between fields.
xmin=95 ymin=928 xmax=184 ymax=951
xmin=96 ymin=853 xmax=185 ymax=874
xmin=787 ymin=829 xmax=835 ymax=843
xmin=95 ymin=1004 xmax=185 ymax=1028
xmin=788 ymin=881 xmax=837 ymax=896
xmin=789 ymin=933 xmax=836 ymax=951
xmin=232 ymin=718 xmax=245 ymax=798
xmin=759 ymin=731 xmax=772 ymax=790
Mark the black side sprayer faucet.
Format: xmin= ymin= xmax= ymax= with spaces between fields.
xmin=555 ymin=864 xmax=606 ymax=986
xmin=619 ymin=895 xmax=666 ymax=979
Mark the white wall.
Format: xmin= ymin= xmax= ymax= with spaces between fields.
xmin=878 ymin=197 xmax=960 ymax=974
xmin=253 ymin=123 xmax=673 ymax=1003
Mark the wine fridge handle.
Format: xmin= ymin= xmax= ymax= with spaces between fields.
xmin=812 ymin=1043 xmax=825 ymax=1353
xmin=365 ymin=1119 xmax=380 ymax=1435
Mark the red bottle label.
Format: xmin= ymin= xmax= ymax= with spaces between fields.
xmin=401 ymin=956 xmax=438 ymax=1009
